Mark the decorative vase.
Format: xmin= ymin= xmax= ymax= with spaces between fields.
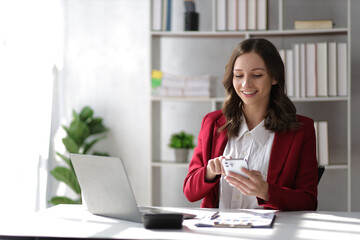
xmin=174 ymin=148 xmax=189 ymax=163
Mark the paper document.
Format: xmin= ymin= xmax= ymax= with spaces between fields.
xmin=193 ymin=210 xmax=276 ymax=228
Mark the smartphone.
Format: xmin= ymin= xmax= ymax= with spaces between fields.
xmin=222 ymin=158 xmax=249 ymax=177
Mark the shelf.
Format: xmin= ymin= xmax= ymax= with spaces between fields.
xmin=151 ymin=31 xmax=247 ymax=37
xmin=249 ymin=28 xmax=348 ymax=36
xmin=290 ymin=97 xmax=349 ymax=102
xmin=323 ymin=164 xmax=348 ymax=170
xmin=151 ymin=96 xmax=215 ymax=102
xmin=152 ymin=161 xmax=189 ymax=168
xmin=151 ymin=28 xmax=348 ymax=37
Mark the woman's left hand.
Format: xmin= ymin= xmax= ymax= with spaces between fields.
xmin=225 ymin=168 xmax=269 ymax=201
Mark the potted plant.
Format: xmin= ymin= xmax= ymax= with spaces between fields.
xmin=168 ymin=131 xmax=195 ymax=163
xmin=49 ymin=106 xmax=109 ymax=205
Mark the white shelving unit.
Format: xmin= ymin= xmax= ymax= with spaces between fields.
xmin=150 ymin=0 xmax=352 ymax=211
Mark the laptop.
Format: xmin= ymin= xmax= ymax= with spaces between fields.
xmin=70 ymin=153 xmax=196 ymax=223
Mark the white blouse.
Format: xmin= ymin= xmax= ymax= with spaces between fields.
xmin=219 ymin=118 xmax=275 ymax=209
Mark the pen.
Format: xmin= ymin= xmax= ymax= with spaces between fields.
xmin=195 ymin=223 xmax=252 ymax=228
xmin=210 ymin=211 xmax=220 ymax=220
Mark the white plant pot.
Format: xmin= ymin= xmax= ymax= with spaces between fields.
xmin=174 ymin=148 xmax=189 ymax=163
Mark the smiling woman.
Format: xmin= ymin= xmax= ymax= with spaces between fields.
xmin=0 ymin=0 xmax=63 ymax=214
xmin=183 ymin=38 xmax=318 ymax=211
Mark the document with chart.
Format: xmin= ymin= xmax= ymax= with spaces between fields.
xmin=192 ymin=210 xmax=276 ymax=228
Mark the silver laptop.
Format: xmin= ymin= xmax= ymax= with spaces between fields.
xmin=70 ymin=154 xmax=195 ymax=222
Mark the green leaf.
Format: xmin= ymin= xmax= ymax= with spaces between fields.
xmin=68 ymin=116 xmax=90 ymax=146
xmin=56 ymin=152 xmax=73 ymax=170
xmin=169 ymin=131 xmax=195 ymax=149
xmin=87 ymin=117 xmax=108 ymax=135
xmin=49 ymin=196 xmax=82 ymax=205
xmin=62 ymin=125 xmax=71 ymax=137
xmin=93 ymin=151 xmax=110 ymax=156
xmin=50 ymin=166 xmax=81 ymax=194
xmin=80 ymin=106 xmax=93 ymax=122
xmin=62 ymin=137 xmax=80 ymax=153
xmin=82 ymin=135 xmax=106 ymax=154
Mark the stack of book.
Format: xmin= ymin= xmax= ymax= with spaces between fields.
xmin=151 ymin=70 xmax=214 ymax=97
xmin=314 ymin=121 xmax=329 ymax=166
xmin=279 ymin=42 xmax=347 ymax=98
xmin=217 ymin=0 xmax=267 ymax=31
xmin=294 ymin=20 xmax=333 ymax=30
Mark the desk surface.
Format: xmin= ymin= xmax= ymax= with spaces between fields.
xmin=1 ymin=205 xmax=360 ymax=240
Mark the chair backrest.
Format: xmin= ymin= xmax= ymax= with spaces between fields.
xmin=318 ymin=165 xmax=325 ymax=185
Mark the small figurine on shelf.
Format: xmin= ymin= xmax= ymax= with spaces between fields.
xmin=169 ymin=131 xmax=195 ymax=163
xmin=184 ymin=0 xmax=199 ymax=31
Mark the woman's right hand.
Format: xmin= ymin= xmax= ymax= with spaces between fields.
xmin=205 ymin=156 xmax=228 ymax=182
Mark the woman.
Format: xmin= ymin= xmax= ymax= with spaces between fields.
xmin=183 ymin=38 xmax=318 ymax=211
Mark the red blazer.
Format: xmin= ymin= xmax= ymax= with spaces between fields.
xmin=183 ymin=110 xmax=318 ymax=211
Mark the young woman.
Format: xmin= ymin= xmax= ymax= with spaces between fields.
xmin=183 ymin=38 xmax=318 ymax=211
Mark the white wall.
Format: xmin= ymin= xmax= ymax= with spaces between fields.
xmin=61 ymin=0 xmax=151 ymax=205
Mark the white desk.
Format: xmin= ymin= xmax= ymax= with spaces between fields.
xmin=1 ymin=205 xmax=360 ymax=240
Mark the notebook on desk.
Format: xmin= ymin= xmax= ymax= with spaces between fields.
xmin=70 ymin=154 xmax=196 ymax=223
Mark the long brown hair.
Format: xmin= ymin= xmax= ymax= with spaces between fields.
xmin=220 ymin=38 xmax=300 ymax=137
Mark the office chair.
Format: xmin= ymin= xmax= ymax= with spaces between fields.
xmin=317 ymin=165 xmax=325 ymax=185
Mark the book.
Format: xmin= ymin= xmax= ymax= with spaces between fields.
xmin=151 ymin=69 xmax=163 ymax=88
xmin=328 ymin=42 xmax=337 ymax=96
xmin=151 ymin=71 xmax=214 ymax=97
xmin=217 ymin=0 xmax=227 ymax=31
xmin=337 ymin=42 xmax=347 ymax=96
xmin=151 ymin=87 xmax=181 ymax=97
xmin=293 ymin=44 xmax=301 ymax=98
xmin=161 ymin=72 xmax=186 ymax=88
xmin=165 ymin=0 xmax=172 ymax=31
xmin=318 ymin=121 xmax=329 ymax=166
xmin=238 ymin=0 xmax=247 ymax=30
xmin=247 ymin=0 xmax=257 ymax=30
xmin=257 ymin=0 xmax=267 ymax=30
xmin=171 ymin=0 xmax=183 ymax=32
xmin=235 ymin=0 xmax=239 ymax=30
xmin=152 ymin=0 xmax=162 ymax=31
xmin=300 ymin=43 xmax=306 ymax=98
xmin=162 ymin=0 xmax=168 ymax=31
xmin=306 ymin=43 xmax=317 ymax=97
xmin=227 ymin=0 xmax=237 ymax=31
xmin=184 ymin=88 xmax=211 ymax=97
xmin=167 ymin=87 xmax=183 ymax=97
xmin=185 ymin=75 xmax=212 ymax=88
xmin=316 ymin=42 xmax=328 ymax=97
xmin=279 ymin=49 xmax=286 ymax=63
xmin=314 ymin=121 xmax=319 ymax=161
xmin=285 ymin=49 xmax=294 ymax=97
xmin=294 ymin=20 xmax=333 ymax=30
xmin=152 ymin=86 xmax=212 ymax=97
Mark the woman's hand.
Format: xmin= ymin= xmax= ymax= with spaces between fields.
xmin=225 ymin=168 xmax=269 ymax=201
xmin=205 ymin=156 xmax=228 ymax=182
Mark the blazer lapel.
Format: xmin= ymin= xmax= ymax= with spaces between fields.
xmin=268 ymin=131 xmax=295 ymax=184
xmin=211 ymin=115 xmax=228 ymax=158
